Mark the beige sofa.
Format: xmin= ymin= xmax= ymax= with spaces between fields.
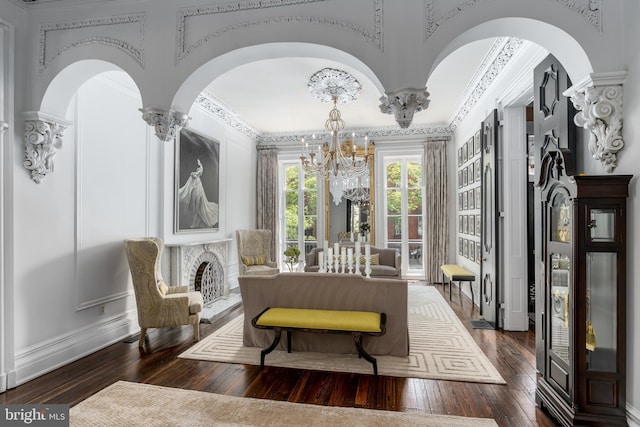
xmin=238 ymin=273 xmax=409 ymax=357
xmin=304 ymin=247 xmax=401 ymax=279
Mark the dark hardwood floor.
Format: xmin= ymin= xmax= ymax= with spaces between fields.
xmin=1 ymin=283 xmax=558 ymax=426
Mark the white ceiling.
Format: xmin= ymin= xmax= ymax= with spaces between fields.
xmin=206 ymin=38 xmax=497 ymax=134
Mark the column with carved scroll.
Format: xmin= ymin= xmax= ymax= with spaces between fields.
xmin=22 ymin=111 xmax=72 ymax=183
xmin=568 ymin=72 xmax=626 ymax=173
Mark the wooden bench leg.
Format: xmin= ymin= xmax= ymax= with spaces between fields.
xmin=353 ymin=333 xmax=378 ymax=376
xmin=260 ymin=328 xmax=283 ymax=368
xmin=286 ymin=330 xmax=292 ymax=353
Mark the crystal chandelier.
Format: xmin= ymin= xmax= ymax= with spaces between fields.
xmin=300 ymin=68 xmax=372 ymax=179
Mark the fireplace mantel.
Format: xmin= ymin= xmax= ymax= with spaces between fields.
xmin=166 ymin=239 xmax=232 ymax=306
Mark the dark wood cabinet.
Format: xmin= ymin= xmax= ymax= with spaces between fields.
xmin=536 ymin=173 xmax=631 ymax=426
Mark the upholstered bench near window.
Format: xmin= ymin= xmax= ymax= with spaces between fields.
xmin=440 ymin=264 xmax=475 ymax=305
xmin=251 ymin=307 xmax=386 ymax=375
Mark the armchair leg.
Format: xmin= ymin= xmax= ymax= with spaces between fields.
xmin=193 ymin=323 xmax=200 ymax=341
xmin=138 ymin=328 xmax=147 ymax=347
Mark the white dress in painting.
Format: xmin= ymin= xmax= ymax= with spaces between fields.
xmin=178 ymin=159 xmax=219 ymax=228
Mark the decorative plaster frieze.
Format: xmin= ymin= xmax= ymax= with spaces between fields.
xmin=258 ymin=124 xmax=451 ymax=145
xmin=570 ymin=84 xmax=624 ymax=173
xmin=379 ymin=88 xmax=430 ymax=129
xmin=424 ymin=0 xmax=489 ymax=41
xmin=39 ymin=13 xmax=145 ymax=74
xmin=139 ymin=107 xmax=190 ymax=142
xmin=554 ymin=0 xmax=601 ymax=30
xmin=22 ymin=112 xmax=72 ymax=183
xmin=424 ymin=0 xmax=600 ymax=40
xmin=176 ymin=0 xmax=383 ymax=63
xmin=194 ymin=92 xmax=261 ymax=140
xmin=449 ymin=37 xmax=525 ymax=130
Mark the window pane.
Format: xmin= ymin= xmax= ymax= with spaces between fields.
xmin=386 ymin=162 xmax=401 ymax=187
xmin=409 ymin=243 xmax=423 ymax=269
xmin=407 ymin=189 xmax=422 ymax=214
xmin=408 ymin=215 xmax=422 ymax=239
xmin=386 ymin=189 xmax=401 ymax=215
xmin=285 ymin=166 xmax=299 ymax=190
xmin=407 ymin=162 xmax=422 ymax=187
xmin=304 ymin=191 xmax=316 ymax=215
xmin=387 ymin=216 xmax=401 ymax=240
xmin=304 ymin=172 xmax=317 ymax=190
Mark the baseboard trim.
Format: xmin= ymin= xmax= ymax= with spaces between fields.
xmin=13 ymin=311 xmax=137 ymax=387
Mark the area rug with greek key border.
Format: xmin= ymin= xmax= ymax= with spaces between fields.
xmin=178 ymin=285 xmax=505 ymax=384
xmin=70 ymin=381 xmax=499 ymax=426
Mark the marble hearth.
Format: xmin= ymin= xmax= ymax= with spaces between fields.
xmin=167 ymin=239 xmax=241 ymax=322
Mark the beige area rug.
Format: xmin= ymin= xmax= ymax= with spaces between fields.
xmin=179 ymin=286 xmax=505 ymax=384
xmin=70 ymin=381 xmax=498 ymax=426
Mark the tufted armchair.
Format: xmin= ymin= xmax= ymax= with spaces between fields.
xmin=236 ymin=229 xmax=279 ymax=276
xmin=124 ymin=237 xmax=203 ymax=347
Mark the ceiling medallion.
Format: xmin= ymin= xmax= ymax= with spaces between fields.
xmin=308 ymin=68 xmax=362 ymax=104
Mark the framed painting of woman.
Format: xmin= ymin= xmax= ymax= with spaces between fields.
xmin=175 ymin=128 xmax=220 ymax=233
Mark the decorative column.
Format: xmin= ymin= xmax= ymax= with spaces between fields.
xmin=379 ymin=88 xmax=430 ymax=129
xmin=22 ymin=111 xmax=72 ymax=184
xmin=567 ymin=72 xmax=626 ymax=173
xmin=139 ymin=107 xmax=190 ymax=142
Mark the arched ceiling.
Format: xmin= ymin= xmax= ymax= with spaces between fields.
xmin=205 ymin=38 xmax=497 ymax=134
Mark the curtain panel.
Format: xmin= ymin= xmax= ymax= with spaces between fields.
xmin=424 ymin=138 xmax=449 ymax=283
xmin=256 ymin=146 xmax=278 ymax=259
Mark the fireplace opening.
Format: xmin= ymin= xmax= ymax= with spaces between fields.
xmin=194 ymin=260 xmax=223 ymax=305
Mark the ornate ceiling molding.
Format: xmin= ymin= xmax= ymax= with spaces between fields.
xmin=424 ymin=0 xmax=601 ymax=40
xmin=38 ymin=13 xmax=145 ymax=75
xmin=424 ymin=0 xmax=490 ymax=41
xmin=176 ymin=0 xmax=383 ymax=63
xmin=22 ymin=111 xmax=73 ymax=183
xmin=449 ymin=37 xmax=525 ymax=130
xmin=308 ymin=68 xmax=361 ymax=104
xmin=554 ymin=0 xmax=601 ymax=30
xmin=194 ymin=92 xmax=261 ymax=141
xmin=139 ymin=107 xmax=190 ymax=142
xmin=258 ymin=124 xmax=451 ymax=145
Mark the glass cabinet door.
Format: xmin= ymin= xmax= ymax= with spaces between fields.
xmin=550 ymin=253 xmax=571 ymax=365
xmin=585 ymin=251 xmax=617 ymax=372
xmin=588 ymin=208 xmax=616 ymax=243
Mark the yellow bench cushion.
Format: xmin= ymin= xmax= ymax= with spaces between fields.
xmin=255 ymin=308 xmax=382 ymax=333
xmin=440 ymin=264 xmax=475 ymax=281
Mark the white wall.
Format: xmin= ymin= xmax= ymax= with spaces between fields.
xmin=11 ymin=72 xmax=149 ymax=384
xmin=622 ymin=0 xmax=640 ymax=421
xmin=8 ymin=71 xmax=257 ymax=386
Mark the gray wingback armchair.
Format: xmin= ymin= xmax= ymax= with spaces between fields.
xmin=236 ymin=229 xmax=279 ymax=276
xmin=124 ymin=237 xmax=203 ymax=347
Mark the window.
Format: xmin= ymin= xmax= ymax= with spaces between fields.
xmin=383 ymin=155 xmax=425 ymax=276
xmin=280 ymin=161 xmax=319 ymax=269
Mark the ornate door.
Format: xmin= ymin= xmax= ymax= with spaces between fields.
xmin=480 ymin=109 xmax=499 ymax=326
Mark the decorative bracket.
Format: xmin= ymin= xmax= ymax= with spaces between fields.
xmin=22 ymin=111 xmax=72 ymax=184
xmin=139 ymin=107 xmax=190 ymax=142
xmin=567 ymin=72 xmax=626 ymax=173
xmin=379 ymin=88 xmax=430 ymax=129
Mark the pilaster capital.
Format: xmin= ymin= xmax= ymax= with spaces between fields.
xmin=22 ymin=111 xmax=72 ymax=183
xmin=139 ymin=107 xmax=190 ymax=142
xmin=569 ymin=80 xmax=624 ymax=173
xmin=1 ymin=121 xmax=8 ymax=133
xmin=379 ymin=88 xmax=430 ymax=129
